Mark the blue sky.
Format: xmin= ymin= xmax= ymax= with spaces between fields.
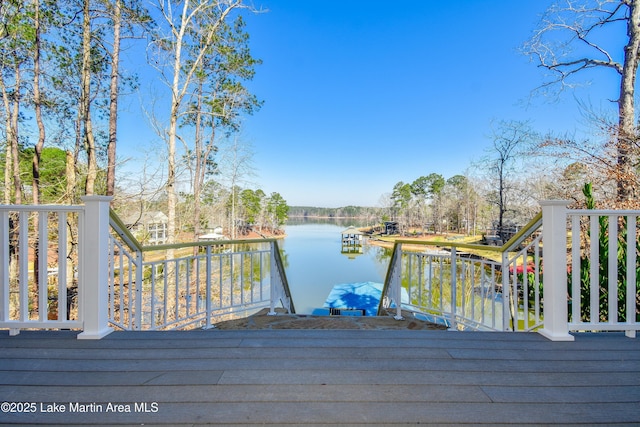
xmin=121 ymin=0 xmax=622 ymax=208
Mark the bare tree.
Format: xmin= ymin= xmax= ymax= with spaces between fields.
xmin=218 ymin=135 xmax=255 ymax=239
xmin=524 ymin=0 xmax=640 ymax=205
xmin=182 ymin=13 xmax=262 ymax=241
xmin=484 ymin=120 xmax=537 ymax=240
xmin=149 ymin=0 xmax=247 ymax=245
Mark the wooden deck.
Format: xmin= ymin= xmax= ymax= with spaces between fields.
xmin=1 ymin=329 xmax=639 ymax=426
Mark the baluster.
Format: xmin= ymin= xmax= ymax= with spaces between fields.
xmin=626 ymin=215 xmax=637 ymax=338
xmin=608 ymin=215 xmax=618 ymax=323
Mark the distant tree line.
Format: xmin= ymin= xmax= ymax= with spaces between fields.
xmin=378 ymin=118 xmax=628 ymax=239
xmin=116 ymin=184 xmax=288 ymax=242
xmin=288 ymin=206 xmax=377 ymax=219
xmin=383 ymin=173 xmax=483 ymax=237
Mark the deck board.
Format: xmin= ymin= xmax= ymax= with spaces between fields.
xmin=1 ymin=329 xmax=639 ymax=425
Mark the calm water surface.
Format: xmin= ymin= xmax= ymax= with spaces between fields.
xmin=280 ymin=219 xmax=391 ymax=314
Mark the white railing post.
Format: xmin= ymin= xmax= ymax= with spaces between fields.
xmin=625 ymin=215 xmax=637 ymax=338
xmin=78 ymin=196 xmax=114 ymax=340
xmin=135 ymin=251 xmax=143 ymax=330
xmin=392 ymin=244 xmax=404 ymax=320
xmin=449 ymin=247 xmax=457 ymax=330
xmin=539 ymin=200 xmax=574 ymax=341
xmin=501 ymin=252 xmax=511 ymax=331
xmin=269 ymin=241 xmax=279 ymax=315
xmin=205 ymin=245 xmax=213 ymax=328
xmin=0 ymin=211 xmax=10 ymax=332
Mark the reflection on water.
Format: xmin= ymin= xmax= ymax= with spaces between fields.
xmin=281 ymin=219 xmax=391 ymax=314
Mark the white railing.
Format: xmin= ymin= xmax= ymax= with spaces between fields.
xmin=542 ymin=200 xmax=640 ymax=341
xmin=379 ymin=212 xmax=543 ymax=332
xmin=0 ymin=204 xmax=84 ymax=334
xmin=0 ymin=197 xmax=112 ymax=339
xmin=567 ymin=204 xmax=640 ymax=336
xmin=381 ymin=201 xmax=639 ymax=340
xmin=108 ymin=210 xmax=293 ymax=331
xmin=0 ymin=197 xmax=293 ymax=339
xmin=3 ymin=198 xmax=636 ymax=341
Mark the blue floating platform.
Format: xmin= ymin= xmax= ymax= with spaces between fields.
xmin=312 ymin=281 xmax=408 ymax=317
xmin=323 ymin=281 xmax=383 ymax=316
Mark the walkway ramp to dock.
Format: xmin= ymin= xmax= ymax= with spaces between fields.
xmin=1 ymin=329 xmax=639 ymax=425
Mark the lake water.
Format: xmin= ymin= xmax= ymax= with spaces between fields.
xmin=280 ymin=219 xmax=391 ymax=314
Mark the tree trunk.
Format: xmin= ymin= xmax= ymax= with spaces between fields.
xmin=1 ymin=73 xmax=15 ymax=204
xmin=164 ymin=0 xmax=191 ymax=254
xmin=167 ymin=110 xmax=177 ymax=247
xmin=32 ymin=0 xmax=45 ymax=205
xmin=193 ymin=92 xmax=217 ymax=242
xmin=10 ymin=74 xmax=21 ymax=205
xmin=32 ymin=0 xmax=46 ymax=294
xmin=193 ymin=84 xmax=203 ymax=242
xmin=498 ymin=162 xmax=505 ymax=239
xmin=107 ymin=0 xmax=122 ymax=197
xmin=3 ymin=144 xmax=11 ymax=205
xmin=84 ymin=116 xmax=98 ymax=195
xmin=81 ymin=0 xmax=96 ymax=195
xmin=617 ymin=0 xmax=640 ymax=203
xmin=65 ymin=150 xmax=77 ymax=315
xmin=65 ymin=150 xmax=76 ymax=204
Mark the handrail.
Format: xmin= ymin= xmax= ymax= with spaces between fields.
xmin=109 ymin=208 xmax=282 ymax=253
xmin=107 ymin=208 xmax=295 ymax=329
xmin=0 ymin=204 xmax=83 ymax=212
xmin=501 ymin=211 xmax=543 ymax=252
xmin=377 ymin=242 xmax=400 ymax=316
xmin=379 ymin=211 xmax=545 ymax=331
xmin=393 ymin=239 xmax=502 ymax=252
xmin=109 ymin=208 xmax=143 ymax=253
xmin=382 ymin=242 xmax=400 ymax=290
xmin=570 ymin=209 xmax=640 ymax=215
xmin=271 ymin=240 xmax=296 ymax=314
xmin=140 ymin=237 xmax=280 ymax=253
